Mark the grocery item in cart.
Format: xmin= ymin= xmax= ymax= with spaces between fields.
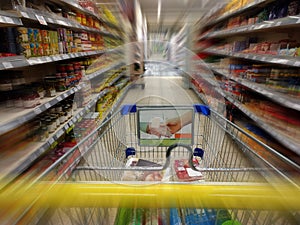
xmin=122 ymin=158 xmax=170 ymax=182
xmin=174 ymin=159 xmax=203 ymax=182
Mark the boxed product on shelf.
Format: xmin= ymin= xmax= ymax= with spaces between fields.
xmin=239 ymin=122 xmax=299 ymax=166
xmin=79 ymin=0 xmax=99 ymax=14
xmin=0 ymin=27 xmax=21 ymax=56
xmin=246 ymin=64 xmax=271 ymax=83
xmin=245 ymin=99 xmax=300 ymax=138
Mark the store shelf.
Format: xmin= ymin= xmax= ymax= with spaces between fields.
xmin=203 ymin=48 xmax=300 ymax=67
xmin=199 ymin=15 xmax=300 ymax=40
xmin=48 ymin=0 xmax=122 ymax=30
xmin=0 ymin=86 xmax=81 ymax=136
xmin=0 ymin=50 xmax=105 ymax=71
xmin=15 ymin=6 xmax=122 ymax=39
xmin=222 ymin=92 xmax=300 ymax=154
xmin=46 ymin=0 xmax=100 ymax=22
xmin=101 ymin=82 xmax=132 ymax=123
xmin=202 ymin=0 xmax=275 ymax=28
xmin=0 ymin=61 xmax=125 ymax=135
xmin=0 ymin=88 xmax=109 ymax=187
xmin=191 ymin=84 xmax=209 ymax=105
xmin=191 ymin=80 xmax=300 ymax=154
xmin=87 ymin=62 xmax=125 ymax=80
xmin=16 ymin=84 xmax=132 ymax=188
xmin=0 ymin=10 xmax=23 ymax=27
xmin=211 ymin=67 xmax=300 ymax=111
xmin=0 ymin=64 xmax=129 ymax=186
xmin=107 ymin=72 xmax=127 ymax=87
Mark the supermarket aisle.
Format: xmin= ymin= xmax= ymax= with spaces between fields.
xmin=121 ymin=76 xmax=201 ymax=106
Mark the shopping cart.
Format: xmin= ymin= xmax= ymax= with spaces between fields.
xmin=28 ymin=104 xmax=300 ymax=224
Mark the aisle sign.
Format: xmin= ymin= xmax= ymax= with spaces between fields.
xmin=35 ymin=14 xmax=47 ymax=25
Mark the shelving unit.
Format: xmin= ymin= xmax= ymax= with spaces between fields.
xmin=211 ymin=66 xmax=300 ymax=110
xmin=202 ymin=48 xmax=300 ymax=67
xmin=193 ymin=0 xmax=300 ymax=156
xmin=198 ymin=0 xmax=276 ymax=28
xmin=0 ymin=10 xmax=23 ymax=26
xmin=199 ymin=15 xmax=300 ymax=40
xmin=0 ymin=50 xmax=104 ymax=70
xmin=0 ymin=61 xmax=128 ymax=187
xmin=15 ymin=6 xmax=121 ymax=40
xmin=0 ymin=0 xmax=129 ymax=196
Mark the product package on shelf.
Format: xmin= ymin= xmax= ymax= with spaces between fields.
xmin=244 ymin=99 xmax=300 ymax=140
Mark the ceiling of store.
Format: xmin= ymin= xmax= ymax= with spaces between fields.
xmin=96 ymin=0 xmax=229 ymax=33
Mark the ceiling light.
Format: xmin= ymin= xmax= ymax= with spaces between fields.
xmin=157 ymin=0 xmax=161 ymax=24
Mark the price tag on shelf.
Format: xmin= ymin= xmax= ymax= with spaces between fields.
xmin=48 ymin=137 xmax=55 ymax=145
xmin=52 ymin=55 xmax=61 ymax=61
xmin=50 ymin=140 xmax=58 ymax=149
xmin=265 ymin=24 xmax=272 ymax=28
xmin=45 ymin=102 xmax=51 ymax=109
xmin=27 ymin=59 xmax=35 ymax=65
xmin=66 ymin=125 xmax=74 ymax=134
xmin=20 ymin=11 xmax=30 ymax=18
xmin=56 ymin=129 xmax=64 ymax=138
xmin=64 ymin=124 xmax=69 ymax=130
xmin=57 ymin=96 xmax=62 ymax=101
xmin=297 ymin=18 xmax=300 ymax=24
xmin=34 ymin=107 xmax=43 ymax=115
xmin=62 ymin=54 xmax=69 ymax=59
xmin=4 ymin=17 xmax=14 ymax=24
xmin=63 ymin=93 xmax=68 ymax=98
xmin=2 ymin=61 xmax=13 ymax=69
xmin=0 ymin=16 xmax=5 ymax=23
xmin=47 ymin=18 xmax=54 ymax=24
xmin=35 ymin=14 xmax=47 ymax=25
xmin=294 ymin=61 xmax=300 ymax=67
xmin=57 ymin=20 xmax=68 ymax=26
xmin=275 ymin=21 xmax=282 ymax=26
xmin=44 ymin=56 xmax=51 ymax=62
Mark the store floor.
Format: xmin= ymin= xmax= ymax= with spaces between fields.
xmin=121 ymin=75 xmax=201 ymax=106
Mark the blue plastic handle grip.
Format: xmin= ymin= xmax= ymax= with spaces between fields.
xmin=121 ymin=104 xmax=137 ymax=115
xmin=193 ymin=104 xmax=210 ymax=116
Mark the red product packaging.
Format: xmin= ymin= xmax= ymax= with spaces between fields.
xmin=174 ymin=159 xmax=203 ymax=181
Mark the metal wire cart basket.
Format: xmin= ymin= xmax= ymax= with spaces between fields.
xmin=6 ymin=104 xmax=300 ymax=225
